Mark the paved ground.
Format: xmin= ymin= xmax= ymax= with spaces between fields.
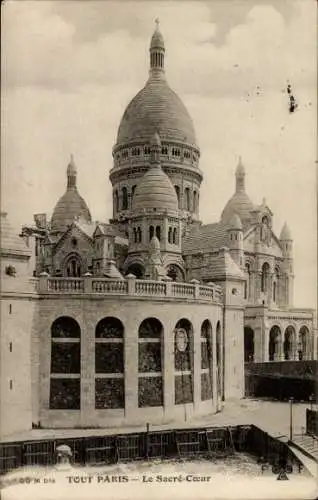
xmin=1 ymin=398 xmax=314 ymax=443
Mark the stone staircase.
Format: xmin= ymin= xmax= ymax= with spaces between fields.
xmin=291 ymin=434 xmax=318 ymax=463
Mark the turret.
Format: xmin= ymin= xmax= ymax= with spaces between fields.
xmin=227 ymin=213 xmax=244 ymax=268
xmin=280 ymin=222 xmax=294 ymax=307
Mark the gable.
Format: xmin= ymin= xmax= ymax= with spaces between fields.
xmin=53 ymin=223 xmax=94 ymax=255
xmin=243 ymin=226 xmax=283 ymax=258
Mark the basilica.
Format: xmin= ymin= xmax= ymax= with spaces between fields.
xmin=1 ymin=23 xmax=316 ymax=437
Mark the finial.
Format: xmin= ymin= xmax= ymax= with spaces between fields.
xmin=155 ymin=18 xmax=160 ymax=29
xmin=67 ymin=153 xmax=77 ymax=188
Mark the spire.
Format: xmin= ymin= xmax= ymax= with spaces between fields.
xmin=235 ymin=156 xmax=245 ymax=193
xmin=280 ymin=222 xmax=292 ymax=240
xmin=67 ymin=154 xmax=77 ymax=189
xmin=150 ymin=131 xmax=161 ymax=166
xmin=149 ymin=19 xmax=165 ymax=77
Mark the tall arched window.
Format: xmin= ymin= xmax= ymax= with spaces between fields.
xmin=114 ymin=190 xmax=119 ymax=213
xmin=156 ymin=225 xmax=161 ymax=241
xmin=299 ymin=326 xmax=310 ymax=360
xmin=137 ymin=227 xmax=142 ymax=243
xmin=201 ymin=320 xmax=213 ymax=401
xmin=149 ymin=226 xmax=154 ymax=241
xmin=184 ymin=188 xmax=190 ymax=211
xmin=269 ymin=325 xmax=281 ymax=361
xmin=95 ymin=317 xmax=124 ymax=409
xmin=174 ymin=318 xmax=194 ymax=404
xmin=273 ymin=267 xmax=279 ymax=303
xmin=131 ymin=185 xmax=136 ymax=201
xmin=244 ymin=327 xmax=254 ymax=362
xmin=138 ymin=318 xmax=163 ymax=407
xmin=64 ymin=254 xmax=81 ymax=277
xmin=133 ymin=228 xmax=137 ymax=243
xmin=261 ymin=263 xmax=270 ymax=293
xmin=168 ymin=227 xmax=172 ymax=244
xmin=174 ymin=186 xmax=181 ymax=209
xmin=173 ymin=227 xmax=177 ymax=245
xmin=193 ymin=191 xmax=198 ymax=213
xmin=284 ymin=326 xmax=295 ymax=360
xmin=244 ymin=263 xmax=251 ymax=299
xmin=50 ymin=317 xmax=81 ymax=409
xmin=122 ymin=187 xmax=128 ymax=211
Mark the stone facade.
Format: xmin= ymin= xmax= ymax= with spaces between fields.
xmin=0 ymin=23 xmax=316 ymax=438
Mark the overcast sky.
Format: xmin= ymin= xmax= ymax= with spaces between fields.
xmin=1 ymin=0 xmax=317 ymax=308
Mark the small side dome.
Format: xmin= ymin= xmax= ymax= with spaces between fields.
xmin=150 ymin=131 xmax=161 ymax=147
xmin=280 ymin=222 xmax=292 ymax=240
xmin=132 ymin=166 xmax=178 ymax=214
xmin=228 ymin=213 xmax=242 ymax=230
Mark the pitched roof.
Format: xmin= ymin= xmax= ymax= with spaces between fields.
xmin=210 ymin=248 xmax=245 ymax=280
xmin=182 ymin=222 xmax=229 ymax=254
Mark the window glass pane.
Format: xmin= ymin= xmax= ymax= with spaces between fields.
xmin=95 ymin=318 xmax=123 ymax=338
xmin=95 ymin=378 xmax=124 ymax=409
xmin=138 ymin=377 xmax=163 ymax=407
xmin=175 ymin=374 xmax=193 ymax=404
xmin=95 ymin=344 xmax=123 ymax=373
xmin=50 ymin=379 xmax=80 ymax=409
xmin=51 ymin=343 xmax=80 ymax=373
xmin=138 ymin=343 xmax=161 ymax=372
xmin=201 ymin=373 xmax=212 ymax=401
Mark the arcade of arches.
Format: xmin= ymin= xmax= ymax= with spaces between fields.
xmin=48 ymin=315 xmax=220 ymax=416
xmin=244 ymin=324 xmax=312 ymax=363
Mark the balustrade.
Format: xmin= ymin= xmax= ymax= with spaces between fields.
xmin=39 ymin=277 xmax=220 ymax=303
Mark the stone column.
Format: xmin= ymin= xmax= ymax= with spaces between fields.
xmin=163 ymin=319 xmax=175 ymax=418
xmin=80 ymin=314 xmax=95 ymax=426
xmin=124 ymin=316 xmax=138 ymax=420
xmin=193 ymin=319 xmax=201 ymax=412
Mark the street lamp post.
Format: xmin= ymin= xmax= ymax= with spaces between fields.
xmin=289 ymin=397 xmax=294 ymax=441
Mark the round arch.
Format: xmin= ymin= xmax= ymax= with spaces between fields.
xmin=299 ymin=325 xmax=310 ymax=360
xmin=126 ymin=263 xmax=145 ymax=279
xmin=244 ymin=326 xmax=254 ymax=362
xmin=166 ymin=263 xmax=185 ymax=282
xmin=63 ymin=253 xmax=83 ymax=277
xmin=269 ymin=325 xmax=281 ymax=361
xmin=95 ymin=317 xmax=124 ymax=338
xmin=283 ymin=325 xmax=296 ymax=360
xmin=51 ymin=316 xmax=81 ymax=338
xmin=174 ymin=318 xmax=194 ymax=405
xmin=138 ymin=317 xmax=163 ymax=408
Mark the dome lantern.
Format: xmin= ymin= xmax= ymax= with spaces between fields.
xmin=67 ymin=154 xmax=77 ymax=189
xmin=149 ymin=19 xmax=165 ymax=77
xmin=235 ymin=156 xmax=245 ymax=193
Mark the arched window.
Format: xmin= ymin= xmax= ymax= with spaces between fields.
xmin=174 ymin=319 xmax=194 ymax=404
xmin=261 ymin=263 xmax=270 ymax=293
xmin=50 ymin=317 xmax=80 ymax=409
xmin=284 ymin=326 xmax=295 ymax=360
xmin=244 ymin=327 xmax=254 ymax=362
xmin=144 ymin=146 xmax=150 ymax=155
xmin=161 ymin=146 xmax=168 ymax=155
xmin=173 ymin=227 xmax=177 ymax=245
xmin=156 ymin=225 xmax=161 ymax=241
xmin=137 ymin=227 xmax=142 ymax=243
xmin=184 ymin=188 xmax=190 ymax=211
xmin=273 ymin=267 xmax=279 ymax=303
xmin=138 ymin=318 xmax=163 ymax=407
xmin=64 ymin=254 xmax=81 ymax=277
xmin=149 ymin=226 xmax=154 ymax=241
xmin=193 ymin=191 xmax=198 ymax=213
xmin=269 ymin=325 xmax=281 ymax=361
xmin=131 ymin=185 xmax=136 ymax=200
xmin=122 ymin=187 xmax=128 ymax=211
xmin=95 ymin=317 xmax=124 ymax=409
xmin=167 ymin=264 xmax=184 ymax=282
xmin=114 ymin=190 xmax=119 ymax=213
xmin=126 ymin=263 xmax=144 ymax=279
xmin=299 ymin=326 xmax=310 ymax=360
xmin=201 ymin=320 xmax=213 ymax=401
xmin=168 ymin=227 xmax=172 ymax=244
xmin=244 ymin=263 xmax=250 ymax=299
xmin=174 ymin=186 xmax=181 ymax=209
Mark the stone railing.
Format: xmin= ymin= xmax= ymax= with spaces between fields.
xmin=37 ymin=275 xmax=222 ymax=303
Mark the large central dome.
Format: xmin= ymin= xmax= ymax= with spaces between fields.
xmin=116 ymin=78 xmax=196 ymax=145
xmin=115 ymin=23 xmax=197 ymax=147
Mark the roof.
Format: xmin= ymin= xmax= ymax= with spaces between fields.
xmin=229 ymin=213 xmax=242 ymax=230
xmin=182 ymin=222 xmax=228 ymax=254
xmin=132 ymin=165 xmax=178 ymax=214
xmin=210 ymin=248 xmax=245 ymax=280
xmin=280 ymin=222 xmax=292 ymax=240
xmin=150 ymin=23 xmax=165 ymax=50
xmin=221 ymin=191 xmax=255 ymax=228
xmin=0 ymin=212 xmax=31 ymax=256
xmin=51 ymin=187 xmax=91 ymax=232
xmin=115 ymin=72 xmax=197 ymax=147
